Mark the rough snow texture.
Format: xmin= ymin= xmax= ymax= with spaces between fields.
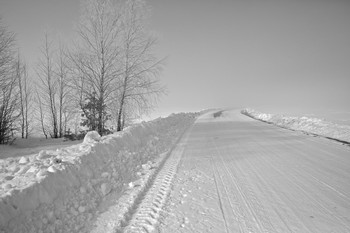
xmin=0 ymin=113 xmax=197 ymax=233
xmin=0 ymin=138 xmax=81 ymax=160
xmin=89 ymin=154 xmax=168 ymax=233
xmin=121 ymin=124 xmax=191 ymax=233
xmin=241 ymin=108 xmax=350 ymax=143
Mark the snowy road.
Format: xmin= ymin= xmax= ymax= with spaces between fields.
xmin=157 ymin=110 xmax=350 ymax=232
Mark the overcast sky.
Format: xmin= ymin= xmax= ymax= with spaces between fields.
xmin=1 ymin=0 xmax=350 ymax=120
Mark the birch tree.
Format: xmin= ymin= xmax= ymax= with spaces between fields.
xmin=69 ymin=0 xmax=122 ymax=135
xmin=115 ymin=0 xmax=165 ymax=131
xmin=35 ymin=88 xmax=48 ymax=139
xmin=70 ymin=0 xmax=165 ymax=133
xmin=17 ymin=56 xmax=31 ymax=138
xmin=56 ymin=41 xmax=71 ymax=137
xmin=36 ymin=32 xmax=59 ymax=138
xmin=36 ymin=33 xmax=72 ymax=138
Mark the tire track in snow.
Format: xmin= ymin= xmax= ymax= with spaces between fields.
xmin=237 ymin=123 xmax=319 ymax=232
xmin=210 ymin=156 xmax=231 ymax=233
xmin=211 ymin=137 xmax=275 ymax=233
xmin=223 ymin=155 xmax=275 ymax=233
xmin=273 ymin=154 xmax=350 ymax=231
xmin=269 ymin=137 xmax=350 ymax=228
xmin=209 ymin=143 xmax=249 ymax=232
xmin=156 ymin=110 xmax=350 ymax=232
xmin=243 ymin=156 xmax=302 ymax=233
xmin=261 ymin=125 xmax=350 ymax=193
xmin=286 ymin=141 xmax=350 ymax=201
xmin=251 ymin=139 xmax=321 ymax=232
xmin=252 ymin=137 xmax=350 ymax=232
xmin=118 ymin=127 xmax=192 ymax=233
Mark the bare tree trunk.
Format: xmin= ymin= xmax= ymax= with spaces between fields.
xmin=121 ymin=109 xmax=126 ymax=129
xmin=117 ymin=83 xmax=126 ymax=131
xmin=17 ymin=54 xmax=25 ymax=138
xmin=116 ymin=105 xmax=123 ymax=131
xmin=23 ymin=65 xmax=30 ymax=138
xmin=64 ymin=111 xmax=68 ymax=135
xmin=57 ymin=41 xmax=67 ymax=138
xmin=59 ymin=79 xmax=63 ymax=137
xmin=36 ymin=90 xmax=48 ymax=139
xmin=98 ymin=44 xmax=106 ymax=135
xmin=37 ymin=32 xmax=59 ymax=138
xmin=17 ymin=56 xmax=31 ymax=139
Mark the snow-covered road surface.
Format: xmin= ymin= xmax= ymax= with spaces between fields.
xmin=157 ymin=109 xmax=350 ymax=232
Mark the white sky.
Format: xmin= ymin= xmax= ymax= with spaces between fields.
xmin=1 ymin=0 xmax=350 ymax=121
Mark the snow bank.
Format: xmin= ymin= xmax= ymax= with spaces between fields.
xmin=241 ymin=108 xmax=350 ymax=143
xmin=0 ymin=113 xmax=198 ymax=233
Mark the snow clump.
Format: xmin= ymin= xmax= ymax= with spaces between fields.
xmin=83 ymin=131 xmax=101 ymax=144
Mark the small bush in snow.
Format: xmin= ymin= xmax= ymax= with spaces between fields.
xmin=83 ymin=131 xmax=101 ymax=144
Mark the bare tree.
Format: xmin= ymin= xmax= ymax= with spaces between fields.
xmin=23 ymin=65 xmax=31 ymax=137
xmin=36 ymin=33 xmax=73 ymax=138
xmin=36 ymin=32 xmax=59 ymax=138
xmin=0 ymin=19 xmax=19 ymax=144
xmin=115 ymin=0 xmax=165 ymax=131
xmin=35 ymin=88 xmax=48 ymax=139
xmin=16 ymin=53 xmax=24 ymax=138
xmin=17 ymin=55 xmax=31 ymax=138
xmin=69 ymin=0 xmax=122 ymax=135
xmin=69 ymin=0 xmax=165 ymax=133
xmin=56 ymin=40 xmax=71 ymax=137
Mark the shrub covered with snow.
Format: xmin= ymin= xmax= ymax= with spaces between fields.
xmin=83 ymin=131 xmax=101 ymax=144
xmin=0 ymin=112 xmax=198 ymax=233
xmin=241 ymin=108 xmax=350 ymax=143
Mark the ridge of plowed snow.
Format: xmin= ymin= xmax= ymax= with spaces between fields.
xmin=241 ymin=108 xmax=350 ymax=144
xmin=0 ymin=113 xmax=198 ymax=233
xmin=121 ymin=123 xmax=192 ymax=233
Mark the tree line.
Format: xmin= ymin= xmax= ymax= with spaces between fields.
xmin=0 ymin=0 xmax=164 ymax=144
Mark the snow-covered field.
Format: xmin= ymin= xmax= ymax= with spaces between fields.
xmin=0 ymin=112 xmax=197 ymax=233
xmin=241 ymin=108 xmax=350 ymax=144
xmin=0 ymin=138 xmax=82 ymax=160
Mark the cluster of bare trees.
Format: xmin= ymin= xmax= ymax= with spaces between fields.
xmin=35 ymin=33 xmax=72 ymax=139
xmin=116 ymin=0 xmax=164 ymax=131
xmin=0 ymin=19 xmax=32 ymax=144
xmin=0 ymin=0 xmax=164 ymax=143
xmin=0 ymin=20 xmax=17 ymax=144
xmin=69 ymin=0 xmax=164 ymax=134
xmin=16 ymin=55 xmax=31 ymax=139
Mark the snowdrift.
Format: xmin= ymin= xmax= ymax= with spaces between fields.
xmin=241 ymin=108 xmax=350 ymax=144
xmin=0 ymin=113 xmax=197 ymax=233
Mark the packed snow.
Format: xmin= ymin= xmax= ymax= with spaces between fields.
xmin=158 ymin=109 xmax=350 ymax=232
xmin=241 ymin=108 xmax=350 ymax=144
xmin=0 ymin=112 xmax=197 ymax=233
xmin=0 ymin=138 xmax=82 ymax=160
